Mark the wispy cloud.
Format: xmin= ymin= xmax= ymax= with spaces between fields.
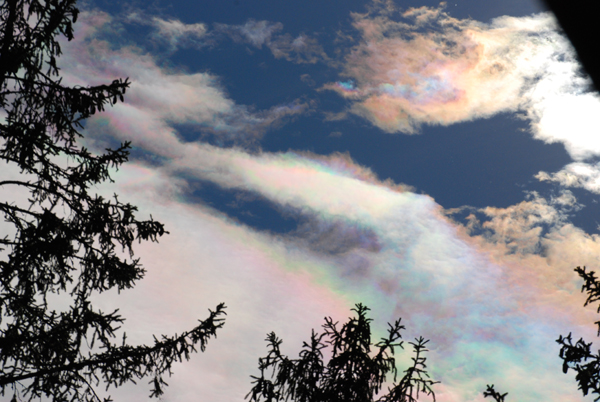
xmin=125 ymin=11 xmax=210 ymax=51
xmin=537 ymin=162 xmax=600 ymax=194
xmin=216 ymin=19 xmax=328 ymax=64
xmin=215 ymin=19 xmax=283 ymax=48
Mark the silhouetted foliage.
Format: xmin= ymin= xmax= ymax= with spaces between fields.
xmin=483 ymin=384 xmax=508 ymax=402
xmin=557 ymin=266 xmax=600 ymax=401
xmin=0 ymin=0 xmax=225 ymax=400
xmin=246 ymin=304 xmax=438 ymax=402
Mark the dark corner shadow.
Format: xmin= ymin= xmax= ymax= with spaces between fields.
xmin=543 ymin=0 xmax=600 ymax=92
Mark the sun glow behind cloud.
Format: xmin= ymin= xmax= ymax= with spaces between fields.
xmin=44 ymin=4 xmax=600 ymax=402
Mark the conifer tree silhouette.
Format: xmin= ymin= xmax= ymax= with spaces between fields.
xmin=0 ymin=1 xmax=225 ymax=400
xmin=483 ymin=384 xmax=508 ymax=402
xmin=246 ymin=304 xmax=438 ymax=402
xmin=557 ymin=266 xmax=600 ymax=401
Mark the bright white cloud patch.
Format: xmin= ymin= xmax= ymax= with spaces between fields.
xmin=526 ymin=82 xmax=600 ymax=161
xmin=538 ymin=162 xmax=600 ymax=195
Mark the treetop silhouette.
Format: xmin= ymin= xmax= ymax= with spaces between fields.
xmin=246 ymin=303 xmax=438 ymax=402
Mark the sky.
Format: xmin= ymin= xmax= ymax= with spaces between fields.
xmin=13 ymin=0 xmax=600 ymax=400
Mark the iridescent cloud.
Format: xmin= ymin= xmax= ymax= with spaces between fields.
xmin=326 ymin=3 xmax=600 ymax=156
xmin=97 ymin=145 xmax=597 ymax=402
xmin=92 ymin=103 xmax=598 ymax=400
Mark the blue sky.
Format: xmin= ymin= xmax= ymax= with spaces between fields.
xmin=22 ymin=0 xmax=600 ymax=400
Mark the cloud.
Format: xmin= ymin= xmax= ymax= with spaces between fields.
xmin=89 ymin=163 xmax=352 ymax=401
xmin=76 ymin=89 xmax=596 ymax=399
xmin=300 ymin=73 xmax=316 ymax=86
xmin=124 ymin=13 xmax=328 ymax=64
xmin=325 ymin=3 xmax=600 ymax=149
xmin=57 ymin=11 xmax=307 ymax=149
xmin=452 ymin=190 xmax=581 ymax=255
xmin=537 ymin=162 xmax=600 ymax=194
xmin=126 ymin=12 xmax=210 ymax=51
xmin=326 ymin=2 xmax=600 ymax=198
xmin=216 ymin=19 xmax=328 ymax=64
xmin=93 ymin=144 xmax=598 ymax=402
xmin=524 ymin=77 xmax=600 ymax=161
xmin=267 ymin=33 xmax=328 ymax=64
xmin=150 ymin=17 xmax=208 ymax=48
xmin=215 ymin=19 xmax=283 ymax=47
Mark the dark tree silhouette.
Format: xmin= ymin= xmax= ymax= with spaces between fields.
xmin=483 ymin=384 xmax=508 ymax=402
xmin=0 ymin=0 xmax=225 ymax=401
xmin=557 ymin=266 xmax=600 ymax=401
xmin=246 ymin=303 xmax=438 ymax=402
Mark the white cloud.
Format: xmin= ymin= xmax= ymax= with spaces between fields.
xmin=538 ymin=162 xmax=600 ymax=194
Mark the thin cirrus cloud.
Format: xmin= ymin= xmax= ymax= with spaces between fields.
xmin=125 ymin=11 xmax=328 ymax=64
xmin=214 ymin=19 xmax=283 ymax=48
xmin=126 ymin=11 xmax=210 ymax=51
xmin=215 ymin=19 xmax=328 ymax=64
xmin=44 ymin=4 xmax=600 ymax=402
